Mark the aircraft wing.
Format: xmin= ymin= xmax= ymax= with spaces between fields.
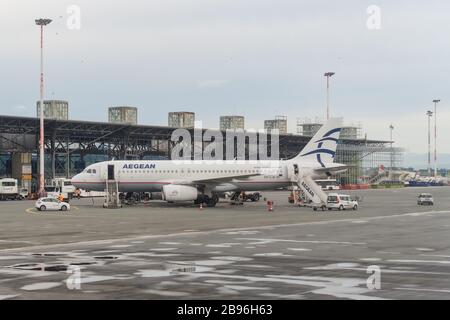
xmin=313 ymin=165 xmax=351 ymax=174
xmin=163 ymin=173 xmax=260 ymax=186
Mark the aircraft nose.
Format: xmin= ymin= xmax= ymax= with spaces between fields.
xmin=71 ymin=174 xmax=82 ymax=187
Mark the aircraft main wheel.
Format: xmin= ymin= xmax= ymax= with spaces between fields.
xmin=207 ymin=196 xmax=218 ymax=207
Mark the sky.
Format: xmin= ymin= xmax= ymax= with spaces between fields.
xmin=1 ymin=0 xmax=449 ymax=154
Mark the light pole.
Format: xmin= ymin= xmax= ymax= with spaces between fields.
xmin=389 ymin=124 xmax=394 ymax=169
xmin=426 ymin=110 xmax=433 ymax=176
xmin=35 ymin=18 xmax=52 ymax=196
xmin=324 ymin=72 xmax=335 ymax=120
xmin=432 ymin=99 xmax=440 ymax=177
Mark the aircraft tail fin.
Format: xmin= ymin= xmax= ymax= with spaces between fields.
xmin=294 ymin=118 xmax=343 ymax=166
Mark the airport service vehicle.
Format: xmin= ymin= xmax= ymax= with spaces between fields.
xmin=51 ymin=178 xmax=76 ymax=201
xmin=316 ymin=179 xmax=340 ymax=191
xmin=241 ymin=191 xmax=261 ymax=202
xmin=44 ymin=186 xmax=60 ymax=198
xmin=18 ymin=188 xmax=29 ymax=200
xmin=35 ymin=197 xmax=71 ymax=211
xmin=312 ymin=201 xmax=327 ymax=211
xmin=72 ymin=118 xmax=348 ymax=207
xmin=77 ymin=189 xmax=106 ymax=198
xmin=326 ymin=193 xmax=358 ymax=211
xmin=227 ymin=191 xmax=261 ymax=202
xmin=0 ymin=178 xmax=19 ymax=200
xmin=417 ymin=193 xmax=434 ymax=205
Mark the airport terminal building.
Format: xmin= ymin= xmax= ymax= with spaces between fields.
xmin=0 ymin=114 xmax=403 ymax=191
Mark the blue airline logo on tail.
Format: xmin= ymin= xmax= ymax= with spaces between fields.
xmin=300 ymin=128 xmax=341 ymax=167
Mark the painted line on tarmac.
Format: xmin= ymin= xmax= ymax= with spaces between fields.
xmin=25 ymin=207 xmax=77 ymax=214
xmin=2 ymin=209 xmax=450 ymax=253
xmin=25 ymin=208 xmax=38 ymax=214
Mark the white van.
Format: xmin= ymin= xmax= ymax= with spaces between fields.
xmin=0 ymin=178 xmax=19 ymax=200
xmin=326 ymin=193 xmax=358 ymax=211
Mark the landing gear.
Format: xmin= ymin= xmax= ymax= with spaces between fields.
xmin=195 ymin=194 xmax=219 ymax=207
xmin=206 ymin=196 xmax=218 ymax=207
xmin=205 ymin=194 xmax=218 ymax=207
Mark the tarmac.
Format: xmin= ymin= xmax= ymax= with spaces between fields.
xmin=0 ymin=186 xmax=449 ymax=299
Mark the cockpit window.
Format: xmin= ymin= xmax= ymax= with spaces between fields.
xmin=92 ymin=169 xmax=96 ymax=174
xmin=87 ymin=169 xmax=91 ymax=173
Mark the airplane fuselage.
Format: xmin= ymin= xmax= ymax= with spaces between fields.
xmin=71 ymin=118 xmax=347 ymax=205
xmin=71 ymin=159 xmax=322 ymax=193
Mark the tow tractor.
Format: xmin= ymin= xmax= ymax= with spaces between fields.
xmin=228 ymin=191 xmax=262 ymax=205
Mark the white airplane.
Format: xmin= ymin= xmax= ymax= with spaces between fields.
xmin=71 ymin=118 xmax=348 ymax=207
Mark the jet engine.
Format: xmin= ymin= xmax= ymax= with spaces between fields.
xmin=162 ymin=185 xmax=198 ymax=202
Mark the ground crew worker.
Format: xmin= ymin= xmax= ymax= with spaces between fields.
xmin=58 ymin=193 xmax=64 ymax=202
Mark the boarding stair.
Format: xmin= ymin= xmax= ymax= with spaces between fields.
xmin=104 ymin=180 xmax=121 ymax=208
xmin=290 ymin=171 xmax=328 ymax=204
xmin=368 ymin=171 xmax=389 ymax=185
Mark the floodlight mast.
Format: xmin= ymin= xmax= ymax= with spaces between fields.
xmin=426 ymin=110 xmax=433 ymax=176
xmin=432 ymin=99 xmax=440 ymax=177
xmin=35 ymin=18 xmax=52 ymax=196
xmin=324 ymin=72 xmax=335 ymax=120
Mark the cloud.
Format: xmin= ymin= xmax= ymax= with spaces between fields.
xmin=197 ymin=80 xmax=230 ymax=89
xmin=0 ymin=0 xmax=449 ymax=153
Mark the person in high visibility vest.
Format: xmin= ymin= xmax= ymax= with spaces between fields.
xmin=58 ymin=194 xmax=65 ymax=202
